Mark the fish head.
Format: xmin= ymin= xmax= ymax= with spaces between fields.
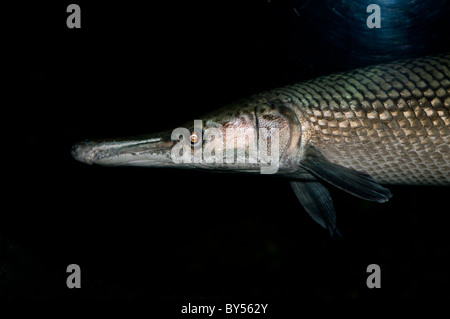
xmin=190 ymin=93 xmax=302 ymax=174
xmin=71 ymin=93 xmax=303 ymax=174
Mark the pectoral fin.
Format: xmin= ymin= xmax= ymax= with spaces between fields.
xmin=290 ymin=181 xmax=341 ymax=238
xmin=299 ymin=146 xmax=392 ymax=203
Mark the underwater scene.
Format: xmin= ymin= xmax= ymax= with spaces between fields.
xmin=3 ymin=0 xmax=450 ymax=308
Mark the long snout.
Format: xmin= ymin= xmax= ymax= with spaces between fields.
xmin=71 ymin=133 xmax=176 ymax=167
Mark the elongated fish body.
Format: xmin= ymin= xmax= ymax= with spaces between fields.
xmin=72 ymin=54 xmax=450 ymax=236
xmin=265 ymin=54 xmax=450 ymax=186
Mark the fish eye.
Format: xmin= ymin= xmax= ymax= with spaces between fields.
xmin=190 ymin=129 xmax=202 ymax=148
xmin=190 ymin=131 xmax=198 ymax=143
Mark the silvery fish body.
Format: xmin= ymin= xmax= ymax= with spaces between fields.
xmin=72 ymin=54 xmax=450 ymax=236
xmin=269 ymin=54 xmax=449 ymax=186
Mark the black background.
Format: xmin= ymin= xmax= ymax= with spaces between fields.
xmin=3 ymin=0 xmax=450 ymax=306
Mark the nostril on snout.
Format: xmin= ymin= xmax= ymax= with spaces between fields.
xmin=71 ymin=144 xmax=80 ymax=159
xmin=71 ymin=141 xmax=93 ymax=164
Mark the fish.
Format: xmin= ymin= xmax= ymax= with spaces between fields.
xmin=72 ymin=53 xmax=450 ymax=237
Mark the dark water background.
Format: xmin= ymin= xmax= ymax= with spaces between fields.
xmin=3 ymin=0 xmax=450 ymax=305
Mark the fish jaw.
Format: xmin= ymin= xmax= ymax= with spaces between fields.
xmin=71 ymin=95 xmax=303 ymax=173
xmin=71 ymin=133 xmax=177 ymax=167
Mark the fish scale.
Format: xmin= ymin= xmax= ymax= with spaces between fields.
xmin=71 ymin=53 xmax=450 ymax=236
xmin=267 ymin=54 xmax=450 ymax=185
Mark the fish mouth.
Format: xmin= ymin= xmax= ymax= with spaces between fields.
xmin=71 ymin=132 xmax=176 ymax=167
